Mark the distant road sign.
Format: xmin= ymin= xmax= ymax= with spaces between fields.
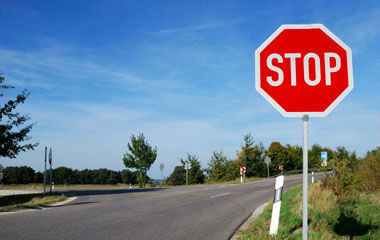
xmin=265 ymin=156 xmax=271 ymax=165
xmin=321 ymin=152 xmax=327 ymax=166
xmin=184 ymin=163 xmax=191 ymax=170
xmin=279 ymin=165 xmax=283 ymax=171
xmin=321 ymin=152 xmax=327 ymax=161
xmin=240 ymin=167 xmax=246 ymax=174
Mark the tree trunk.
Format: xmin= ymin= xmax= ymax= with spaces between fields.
xmin=139 ymin=164 xmax=143 ymax=188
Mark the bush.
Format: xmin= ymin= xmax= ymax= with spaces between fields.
xmin=357 ymin=147 xmax=380 ymax=193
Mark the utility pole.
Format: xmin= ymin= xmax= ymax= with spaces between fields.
xmin=44 ymin=147 xmax=47 ymax=197
xmin=186 ymin=167 xmax=188 ymax=186
xmin=159 ymin=163 xmax=164 ymax=179
xmin=159 ymin=163 xmax=164 ymax=187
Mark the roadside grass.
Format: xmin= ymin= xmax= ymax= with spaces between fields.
xmin=224 ymin=176 xmax=263 ymax=184
xmin=204 ymin=176 xmax=265 ymax=185
xmin=0 ymin=193 xmax=68 ymax=212
xmin=237 ymin=182 xmax=380 ymax=240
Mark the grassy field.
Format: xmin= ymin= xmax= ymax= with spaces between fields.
xmin=237 ymin=182 xmax=380 ymax=240
xmin=0 ymin=193 xmax=68 ymax=212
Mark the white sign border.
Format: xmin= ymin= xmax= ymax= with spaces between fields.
xmin=255 ymin=24 xmax=354 ymax=117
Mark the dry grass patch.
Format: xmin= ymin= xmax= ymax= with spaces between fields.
xmin=237 ymin=181 xmax=380 ymax=240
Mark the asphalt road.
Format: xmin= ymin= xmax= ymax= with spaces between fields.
xmin=0 ymin=174 xmax=322 ymax=240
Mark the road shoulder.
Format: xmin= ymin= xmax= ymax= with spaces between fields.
xmin=230 ymin=200 xmax=271 ymax=240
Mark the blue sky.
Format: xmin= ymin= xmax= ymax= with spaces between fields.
xmin=1 ymin=0 xmax=379 ymax=179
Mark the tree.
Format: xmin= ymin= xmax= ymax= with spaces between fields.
xmin=79 ymin=169 xmax=93 ymax=184
xmin=309 ymin=144 xmax=322 ymax=168
xmin=123 ymin=133 xmax=157 ymax=188
xmin=166 ymin=166 xmax=186 ymax=185
xmin=336 ymin=146 xmax=349 ymax=161
xmin=2 ymin=166 xmax=35 ymax=184
xmin=206 ymin=151 xmax=240 ymax=182
xmin=238 ymin=134 xmax=266 ymax=177
xmin=286 ymin=144 xmax=303 ymax=170
xmin=267 ymin=142 xmax=290 ymax=175
xmin=0 ymin=74 xmax=38 ymax=158
xmin=224 ymin=159 xmax=240 ymax=181
xmin=53 ymin=167 xmax=75 ymax=184
xmin=180 ymin=154 xmax=205 ymax=184
xmin=121 ymin=169 xmax=138 ymax=185
xmin=207 ymin=151 xmax=228 ymax=182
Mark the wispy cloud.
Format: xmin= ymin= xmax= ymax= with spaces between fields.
xmin=154 ymin=17 xmax=246 ymax=35
xmin=0 ymin=47 xmax=145 ymax=92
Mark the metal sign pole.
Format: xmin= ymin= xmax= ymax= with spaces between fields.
xmin=267 ymin=164 xmax=269 ymax=178
xmin=44 ymin=147 xmax=47 ymax=197
xmin=186 ymin=166 xmax=188 ymax=186
xmin=302 ymin=115 xmax=309 ymax=239
xmin=49 ymin=148 xmax=52 ymax=194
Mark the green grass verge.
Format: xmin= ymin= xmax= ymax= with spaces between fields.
xmin=238 ymin=182 xmax=380 ymax=240
xmin=0 ymin=194 xmax=68 ymax=212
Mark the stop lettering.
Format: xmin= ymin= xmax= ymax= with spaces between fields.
xmin=255 ymin=24 xmax=353 ymax=117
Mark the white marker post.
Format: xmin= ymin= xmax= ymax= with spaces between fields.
xmin=265 ymin=156 xmax=271 ymax=178
xmin=270 ymin=175 xmax=284 ymax=235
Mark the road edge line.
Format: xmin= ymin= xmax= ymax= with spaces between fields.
xmin=229 ymin=200 xmax=271 ymax=240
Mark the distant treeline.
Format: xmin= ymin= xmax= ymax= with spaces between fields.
xmin=1 ymin=167 xmax=142 ymax=185
xmin=166 ymin=134 xmax=369 ymax=185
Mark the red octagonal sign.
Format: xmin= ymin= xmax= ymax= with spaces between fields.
xmin=255 ymin=24 xmax=353 ymax=117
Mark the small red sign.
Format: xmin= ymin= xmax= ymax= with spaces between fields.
xmin=48 ymin=149 xmax=52 ymax=164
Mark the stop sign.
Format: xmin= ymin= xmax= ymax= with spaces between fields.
xmin=255 ymin=24 xmax=353 ymax=117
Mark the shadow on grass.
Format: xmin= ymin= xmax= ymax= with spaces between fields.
xmin=0 ymin=193 xmax=51 ymax=207
xmin=334 ymin=212 xmax=378 ymax=239
xmin=0 ymin=188 xmax=166 ymax=208
xmin=62 ymin=187 xmax=167 ymax=197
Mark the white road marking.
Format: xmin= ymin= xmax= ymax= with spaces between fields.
xmin=210 ymin=192 xmax=231 ymax=198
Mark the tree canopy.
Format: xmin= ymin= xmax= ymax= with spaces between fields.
xmin=123 ymin=133 xmax=157 ymax=188
xmin=166 ymin=153 xmax=205 ymax=185
xmin=237 ymin=134 xmax=266 ymax=177
xmin=0 ymin=74 xmax=38 ymax=158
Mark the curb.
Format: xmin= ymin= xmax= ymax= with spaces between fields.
xmin=230 ymin=200 xmax=271 ymax=240
xmin=48 ymin=196 xmax=77 ymax=206
xmin=0 ymin=196 xmax=77 ymax=215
